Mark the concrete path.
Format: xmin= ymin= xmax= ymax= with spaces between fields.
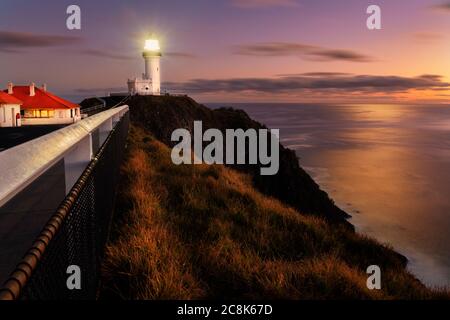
xmin=0 ymin=125 xmax=66 ymax=152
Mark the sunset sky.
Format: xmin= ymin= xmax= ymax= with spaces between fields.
xmin=0 ymin=0 xmax=449 ymax=103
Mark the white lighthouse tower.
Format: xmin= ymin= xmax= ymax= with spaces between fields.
xmin=127 ymin=39 xmax=162 ymax=96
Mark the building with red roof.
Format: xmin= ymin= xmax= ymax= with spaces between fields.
xmin=3 ymin=83 xmax=81 ymax=126
xmin=0 ymin=90 xmax=22 ymax=127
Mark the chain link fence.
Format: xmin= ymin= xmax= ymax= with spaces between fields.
xmin=0 ymin=112 xmax=129 ymax=300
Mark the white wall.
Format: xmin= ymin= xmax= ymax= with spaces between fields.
xmin=150 ymin=56 xmax=161 ymax=95
xmin=128 ymin=78 xmax=153 ymax=95
xmin=22 ymin=108 xmax=81 ymax=126
xmin=0 ymin=104 xmax=21 ymax=128
xmin=22 ymin=117 xmax=75 ymax=126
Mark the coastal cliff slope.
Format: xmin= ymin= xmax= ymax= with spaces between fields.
xmin=97 ymin=95 xmax=450 ymax=299
xmin=124 ymin=95 xmax=350 ymax=226
xmin=101 ymin=126 xmax=448 ymax=299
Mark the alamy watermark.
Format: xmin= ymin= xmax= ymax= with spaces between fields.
xmin=366 ymin=265 xmax=381 ymax=290
xmin=367 ymin=5 xmax=382 ymax=30
xmin=66 ymin=265 xmax=81 ymax=290
xmin=66 ymin=5 xmax=81 ymax=30
xmin=171 ymin=121 xmax=280 ymax=176
xmin=65 ymin=4 xmax=381 ymax=31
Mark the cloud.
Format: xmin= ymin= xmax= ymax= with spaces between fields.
xmin=413 ymin=32 xmax=444 ymax=42
xmin=165 ymin=51 xmax=197 ymax=59
xmin=235 ymin=42 xmax=314 ymax=56
xmin=165 ymin=73 xmax=450 ymax=95
xmin=430 ymin=2 xmax=450 ymax=12
xmin=280 ymin=72 xmax=352 ymax=77
xmin=308 ymin=49 xmax=372 ymax=62
xmin=0 ymin=30 xmax=81 ymax=52
xmin=80 ymin=49 xmax=197 ymax=60
xmin=74 ymin=87 xmax=127 ymax=94
xmin=67 ymin=87 xmax=128 ymax=102
xmin=81 ymin=49 xmax=133 ymax=60
xmin=233 ymin=42 xmax=374 ymax=62
xmin=231 ymin=0 xmax=299 ymax=8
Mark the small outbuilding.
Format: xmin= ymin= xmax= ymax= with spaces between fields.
xmin=4 ymin=83 xmax=81 ymax=126
xmin=0 ymin=91 xmax=22 ymax=128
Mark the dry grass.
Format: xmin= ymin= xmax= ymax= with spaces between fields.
xmin=100 ymin=125 xmax=449 ymax=300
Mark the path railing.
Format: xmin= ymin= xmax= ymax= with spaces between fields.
xmin=0 ymin=105 xmax=130 ymax=300
xmin=81 ymin=103 xmax=105 ymax=116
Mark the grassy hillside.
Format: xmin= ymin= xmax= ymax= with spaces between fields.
xmin=125 ymin=95 xmax=351 ymax=226
xmin=100 ymin=125 xmax=449 ymax=299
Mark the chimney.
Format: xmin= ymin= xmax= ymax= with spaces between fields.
xmin=30 ymin=83 xmax=35 ymax=96
xmin=7 ymin=82 xmax=13 ymax=94
xmin=41 ymin=83 xmax=47 ymax=92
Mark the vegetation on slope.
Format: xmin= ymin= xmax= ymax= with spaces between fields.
xmin=100 ymin=125 xmax=449 ymax=300
xmin=125 ymin=95 xmax=351 ymax=226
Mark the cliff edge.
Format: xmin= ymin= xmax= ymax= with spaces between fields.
xmin=124 ymin=95 xmax=351 ymax=228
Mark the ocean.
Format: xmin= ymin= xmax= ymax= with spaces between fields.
xmin=208 ymin=103 xmax=450 ymax=288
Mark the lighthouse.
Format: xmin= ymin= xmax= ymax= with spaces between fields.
xmin=143 ymin=39 xmax=161 ymax=95
xmin=127 ymin=39 xmax=162 ymax=96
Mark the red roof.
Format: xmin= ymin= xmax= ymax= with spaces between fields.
xmin=0 ymin=91 xmax=23 ymax=105
xmin=3 ymin=86 xmax=79 ymax=110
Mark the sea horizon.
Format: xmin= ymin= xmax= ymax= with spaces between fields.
xmin=204 ymin=101 xmax=450 ymax=107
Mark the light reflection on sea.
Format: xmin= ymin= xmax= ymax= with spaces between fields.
xmin=209 ymin=103 xmax=450 ymax=288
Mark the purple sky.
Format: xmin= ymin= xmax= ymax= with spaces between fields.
xmin=0 ymin=0 xmax=449 ymax=103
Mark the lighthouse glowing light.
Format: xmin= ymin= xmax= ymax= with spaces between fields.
xmin=144 ymin=39 xmax=160 ymax=51
xmin=127 ymin=39 xmax=162 ymax=96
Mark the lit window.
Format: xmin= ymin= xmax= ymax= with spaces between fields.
xmin=24 ymin=110 xmax=35 ymax=118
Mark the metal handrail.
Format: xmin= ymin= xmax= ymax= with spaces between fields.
xmin=0 ymin=105 xmax=129 ymax=207
xmin=0 ymin=113 xmax=128 ymax=300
